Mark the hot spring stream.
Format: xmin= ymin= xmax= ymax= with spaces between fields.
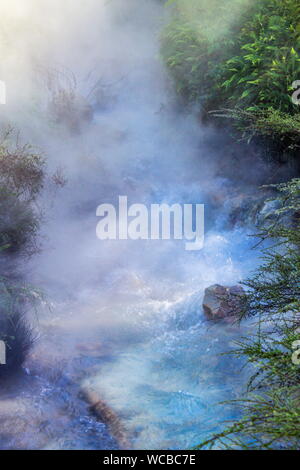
xmin=0 ymin=0 xmax=263 ymax=450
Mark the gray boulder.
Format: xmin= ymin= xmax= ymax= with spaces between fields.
xmin=203 ymin=284 xmax=246 ymax=321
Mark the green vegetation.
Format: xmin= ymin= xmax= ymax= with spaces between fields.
xmin=0 ymin=281 xmax=39 ymax=378
xmin=0 ymin=129 xmax=45 ymax=376
xmin=0 ymin=131 xmax=44 ymax=255
xmin=162 ymin=0 xmax=300 ymax=161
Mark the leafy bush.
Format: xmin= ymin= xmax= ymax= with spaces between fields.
xmin=0 ymin=280 xmax=40 ymax=377
xmin=163 ymin=0 xmax=300 ymax=110
xmin=161 ymin=0 xmax=245 ymax=107
xmin=162 ymin=0 xmax=300 ymax=159
xmin=0 ymin=129 xmax=45 ymax=255
xmin=219 ymin=0 xmax=300 ymax=113
xmin=0 ymin=309 xmax=34 ymax=377
xmin=0 ymin=130 xmax=45 ymax=377
xmin=211 ymin=107 xmax=300 ymax=164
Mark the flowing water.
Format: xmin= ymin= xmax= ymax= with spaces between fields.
xmin=0 ymin=0 xmax=265 ymax=450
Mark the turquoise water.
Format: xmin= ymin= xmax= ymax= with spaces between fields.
xmin=85 ymin=318 xmax=250 ymax=449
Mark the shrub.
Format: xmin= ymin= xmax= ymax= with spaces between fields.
xmin=211 ymin=107 xmax=300 ymax=165
xmin=0 ymin=129 xmax=45 ymax=255
xmin=0 ymin=310 xmax=34 ymax=377
xmin=163 ymin=0 xmax=300 ymax=110
xmin=0 ymin=279 xmax=39 ymax=378
xmin=162 ymin=0 xmax=300 ymax=160
xmin=0 ymin=130 xmax=45 ymax=377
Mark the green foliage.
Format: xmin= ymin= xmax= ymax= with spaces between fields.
xmin=162 ymin=0 xmax=300 ymax=159
xmin=163 ymin=0 xmax=300 ymax=110
xmin=0 ymin=129 xmax=45 ymax=255
xmin=196 ymin=179 xmax=300 ymax=450
xmin=211 ymin=107 xmax=300 ymax=164
xmin=213 ymin=108 xmax=300 ymax=142
xmin=161 ymin=0 xmax=244 ymax=107
xmin=0 ymin=279 xmax=42 ymax=377
xmin=219 ymin=0 xmax=300 ymax=113
xmin=0 ymin=130 xmax=45 ymax=376
xmin=161 ymin=18 xmax=208 ymax=102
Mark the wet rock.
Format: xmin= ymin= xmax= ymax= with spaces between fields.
xmin=226 ymin=194 xmax=261 ymax=227
xmin=202 ymin=284 xmax=246 ymax=322
xmin=220 ymin=188 xmax=279 ymax=229
xmin=80 ymin=387 xmax=130 ymax=449
xmin=256 ymin=198 xmax=281 ymax=226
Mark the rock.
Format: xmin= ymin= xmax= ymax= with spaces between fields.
xmin=256 ymin=198 xmax=281 ymax=226
xmin=226 ymin=194 xmax=260 ymax=227
xmin=80 ymin=387 xmax=130 ymax=449
xmin=202 ymin=284 xmax=246 ymax=321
